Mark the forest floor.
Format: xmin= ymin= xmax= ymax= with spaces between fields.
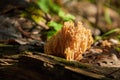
xmin=0 ymin=0 xmax=120 ymax=80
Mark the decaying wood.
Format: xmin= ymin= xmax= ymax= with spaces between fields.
xmin=0 ymin=52 xmax=120 ymax=80
xmin=19 ymin=53 xmax=119 ymax=80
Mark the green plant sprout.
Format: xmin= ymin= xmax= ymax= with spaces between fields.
xmin=95 ymin=28 xmax=120 ymax=41
xmin=37 ymin=0 xmax=75 ymax=38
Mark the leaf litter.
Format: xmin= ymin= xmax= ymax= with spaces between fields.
xmin=0 ymin=0 xmax=120 ymax=68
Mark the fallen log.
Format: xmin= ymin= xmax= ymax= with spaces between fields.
xmin=0 ymin=52 xmax=120 ymax=80
xmin=19 ymin=52 xmax=120 ymax=80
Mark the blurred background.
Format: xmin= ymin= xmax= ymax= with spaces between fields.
xmin=0 ymin=0 xmax=120 ymax=42
xmin=0 ymin=0 xmax=120 ymax=75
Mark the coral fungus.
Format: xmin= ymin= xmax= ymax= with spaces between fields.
xmin=44 ymin=21 xmax=93 ymax=61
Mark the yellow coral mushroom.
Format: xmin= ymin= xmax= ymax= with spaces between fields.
xmin=44 ymin=21 xmax=93 ymax=61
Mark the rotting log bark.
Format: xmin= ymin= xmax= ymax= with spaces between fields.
xmin=18 ymin=53 xmax=118 ymax=80
xmin=0 ymin=52 xmax=120 ymax=80
xmin=18 ymin=55 xmax=100 ymax=80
